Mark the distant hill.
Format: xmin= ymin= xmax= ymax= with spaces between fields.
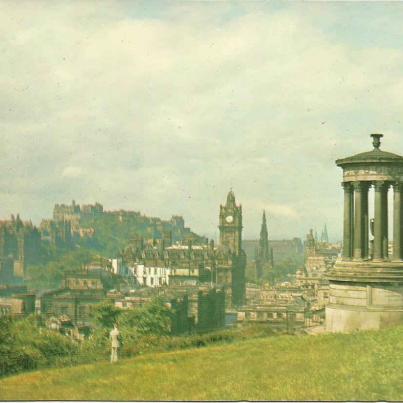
xmin=1 ymin=325 xmax=402 ymax=401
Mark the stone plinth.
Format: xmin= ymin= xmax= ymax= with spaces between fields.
xmin=326 ymin=259 xmax=403 ymax=332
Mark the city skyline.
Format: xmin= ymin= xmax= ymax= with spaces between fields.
xmin=2 ymin=1 xmax=403 ymax=240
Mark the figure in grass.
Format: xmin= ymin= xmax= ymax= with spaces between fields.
xmin=110 ymin=324 xmax=120 ymax=363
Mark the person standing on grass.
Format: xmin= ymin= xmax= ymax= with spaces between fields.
xmin=110 ymin=324 xmax=120 ymax=363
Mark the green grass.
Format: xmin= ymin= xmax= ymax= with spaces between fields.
xmin=0 ymin=325 xmax=402 ymax=401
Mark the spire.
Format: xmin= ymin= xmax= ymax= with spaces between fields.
xmin=226 ymin=189 xmax=236 ymax=207
xmin=260 ymin=210 xmax=268 ymax=238
xmin=321 ymin=224 xmax=329 ymax=243
xmin=258 ymin=210 xmax=270 ymax=261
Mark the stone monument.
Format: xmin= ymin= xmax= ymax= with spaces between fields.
xmin=326 ymin=134 xmax=403 ymax=332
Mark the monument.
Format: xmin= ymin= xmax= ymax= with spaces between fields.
xmin=326 ymin=134 xmax=403 ymax=332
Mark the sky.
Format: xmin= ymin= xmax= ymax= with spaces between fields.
xmin=1 ymin=1 xmax=403 ymax=242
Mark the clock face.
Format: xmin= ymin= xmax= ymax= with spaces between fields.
xmin=225 ymin=215 xmax=234 ymax=223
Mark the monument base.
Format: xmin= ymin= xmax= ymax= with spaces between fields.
xmin=326 ymin=260 xmax=403 ymax=333
xmin=326 ymin=304 xmax=403 ymax=332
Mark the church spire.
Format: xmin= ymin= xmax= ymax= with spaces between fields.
xmin=260 ymin=210 xmax=268 ymax=239
xmin=321 ymin=223 xmax=329 ymax=243
xmin=256 ymin=210 xmax=272 ymax=281
xmin=259 ymin=210 xmax=270 ymax=261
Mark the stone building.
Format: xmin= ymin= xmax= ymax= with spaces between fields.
xmin=0 ymin=293 xmax=35 ymax=317
xmin=243 ymin=238 xmax=303 ymax=267
xmin=41 ymin=272 xmax=106 ymax=325
xmin=121 ymin=240 xmax=205 ymax=287
xmin=237 ymin=304 xmax=306 ymax=329
xmin=197 ymin=288 xmax=226 ymax=332
xmin=53 ymin=200 xmax=83 ymax=222
xmin=131 ymin=264 xmax=170 ymax=287
xmin=40 ymin=219 xmax=72 ymax=248
xmin=327 ymin=134 xmax=403 ymax=332
xmin=218 ymin=190 xmax=247 ymax=306
xmin=0 ymin=215 xmax=41 ymax=282
xmin=169 ymin=295 xmax=194 ymax=335
xmin=119 ymin=191 xmax=246 ymax=307
xmin=48 ymin=200 xmax=205 ymax=246
xmin=303 ymin=229 xmax=340 ymax=275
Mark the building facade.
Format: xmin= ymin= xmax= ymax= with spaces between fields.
xmin=41 ymin=272 xmax=106 ymax=325
xmin=218 ymin=190 xmax=246 ymax=306
xmin=117 ymin=191 xmax=246 ymax=307
xmin=0 ymin=215 xmax=41 ymax=282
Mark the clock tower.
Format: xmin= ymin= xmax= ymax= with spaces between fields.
xmin=219 ymin=190 xmax=242 ymax=255
xmin=218 ymin=189 xmax=246 ymax=307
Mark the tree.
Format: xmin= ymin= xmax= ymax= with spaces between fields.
xmin=91 ymin=301 xmax=122 ymax=329
xmin=120 ymin=298 xmax=171 ymax=336
xmin=26 ymin=248 xmax=96 ymax=289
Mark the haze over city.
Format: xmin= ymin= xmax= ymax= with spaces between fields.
xmin=2 ymin=1 xmax=403 ymax=240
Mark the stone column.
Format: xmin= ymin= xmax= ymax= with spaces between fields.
xmin=362 ymin=183 xmax=369 ymax=259
xmin=353 ymin=182 xmax=368 ymax=260
xmin=342 ymin=182 xmax=354 ymax=260
xmin=382 ymin=183 xmax=389 ymax=259
xmin=393 ymin=182 xmax=403 ymax=261
xmin=374 ymin=181 xmax=387 ymax=260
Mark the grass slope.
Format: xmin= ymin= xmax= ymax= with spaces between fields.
xmin=0 ymin=326 xmax=402 ymax=401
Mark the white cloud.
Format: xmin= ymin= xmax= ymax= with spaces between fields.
xmin=62 ymin=166 xmax=83 ymax=178
xmin=0 ymin=1 xmax=403 ymax=241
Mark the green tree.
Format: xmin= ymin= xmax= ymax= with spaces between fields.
xmin=120 ymin=298 xmax=171 ymax=336
xmin=0 ymin=316 xmax=17 ymax=375
xmin=0 ymin=316 xmax=41 ymax=376
xmin=92 ymin=301 xmax=122 ymax=329
xmin=26 ymin=248 xmax=96 ymax=289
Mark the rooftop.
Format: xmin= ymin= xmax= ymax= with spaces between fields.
xmin=336 ymin=134 xmax=403 ymax=167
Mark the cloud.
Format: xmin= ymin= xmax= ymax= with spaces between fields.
xmin=1 ymin=1 xmax=403 ymax=241
xmin=62 ymin=166 xmax=83 ymax=178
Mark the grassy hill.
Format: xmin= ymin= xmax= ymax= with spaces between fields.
xmin=0 ymin=325 xmax=402 ymax=401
